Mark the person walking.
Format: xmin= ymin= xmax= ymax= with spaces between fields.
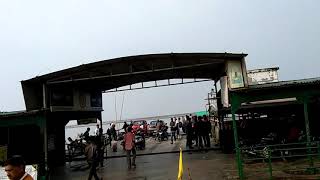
xmin=176 ymin=118 xmax=181 ymax=139
xmin=203 ymin=115 xmax=211 ymax=148
xmin=95 ymin=124 xmax=100 ymax=136
xmin=96 ymin=128 xmax=104 ymax=167
xmin=122 ymin=122 xmax=129 ymax=133
xmin=197 ymin=116 xmax=205 ymax=150
xmin=182 ymin=116 xmax=187 ymax=133
xmin=170 ymin=118 xmax=176 ymax=144
xmin=106 ymin=127 xmax=112 ymax=147
xmin=190 ymin=116 xmax=196 ymax=145
xmin=83 ymin=127 xmax=91 ymax=141
xmin=124 ymin=126 xmax=136 ymax=169
xmin=85 ymin=137 xmax=102 ymax=180
xmin=193 ymin=116 xmax=200 ymax=147
xmin=110 ymin=123 xmax=117 ymax=141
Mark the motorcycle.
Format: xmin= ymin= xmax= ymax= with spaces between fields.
xmin=135 ymin=135 xmax=145 ymax=150
xmin=157 ymin=128 xmax=169 ymax=142
xmin=135 ymin=130 xmax=146 ymax=150
xmin=242 ymin=132 xmax=286 ymax=161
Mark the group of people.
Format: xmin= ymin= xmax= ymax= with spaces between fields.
xmin=169 ymin=117 xmax=183 ymax=144
xmin=185 ymin=115 xmax=212 ymax=150
xmin=105 ymin=121 xmax=134 ymax=142
xmin=72 ymin=123 xmax=137 ymax=180
xmin=155 ymin=115 xmax=212 ymax=149
xmin=83 ymin=122 xmax=136 ymax=180
xmin=106 ymin=123 xmax=118 ymax=141
xmin=107 ymin=123 xmax=137 ymax=169
xmin=69 ymin=115 xmax=211 ymax=179
xmin=77 ymin=124 xmax=105 ymax=180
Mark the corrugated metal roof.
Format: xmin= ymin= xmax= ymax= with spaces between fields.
xmin=0 ymin=110 xmax=44 ymax=119
xmin=0 ymin=111 xmax=26 ymax=116
xmin=22 ymin=52 xmax=247 ymax=84
xmin=21 ymin=52 xmax=248 ymax=110
xmin=231 ymin=77 xmax=320 ymax=92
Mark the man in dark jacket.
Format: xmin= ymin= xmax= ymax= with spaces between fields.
xmin=203 ymin=115 xmax=211 ymax=148
xmin=170 ymin=118 xmax=176 ymax=144
xmin=83 ymin=127 xmax=90 ymax=141
xmin=186 ymin=119 xmax=194 ymax=149
xmin=110 ymin=124 xmax=117 ymax=140
xmin=85 ymin=137 xmax=101 ymax=180
xmin=123 ymin=122 xmax=129 ymax=133
xmin=197 ymin=116 xmax=205 ymax=149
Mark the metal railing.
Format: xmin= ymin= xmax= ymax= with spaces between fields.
xmin=239 ymin=141 xmax=320 ymax=179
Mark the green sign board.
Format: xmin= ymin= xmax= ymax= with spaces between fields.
xmin=195 ymin=111 xmax=209 ymax=116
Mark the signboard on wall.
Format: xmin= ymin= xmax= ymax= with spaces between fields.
xmin=227 ymin=61 xmax=245 ymax=89
xmin=48 ymin=135 xmax=56 ymax=151
xmin=247 ymin=67 xmax=279 ymax=85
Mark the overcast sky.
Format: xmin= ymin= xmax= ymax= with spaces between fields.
xmin=0 ymin=0 xmax=319 ymax=121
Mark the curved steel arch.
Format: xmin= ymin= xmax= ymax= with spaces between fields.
xmin=22 ymin=52 xmax=247 ymax=110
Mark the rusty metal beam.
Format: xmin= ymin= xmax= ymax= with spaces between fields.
xmin=103 ymin=79 xmax=212 ymax=93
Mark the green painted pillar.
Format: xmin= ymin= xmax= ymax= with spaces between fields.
xmin=267 ymin=147 xmax=273 ymax=180
xmin=37 ymin=115 xmax=48 ymax=180
xmin=231 ymin=94 xmax=244 ymax=180
xmin=303 ymin=98 xmax=314 ymax=172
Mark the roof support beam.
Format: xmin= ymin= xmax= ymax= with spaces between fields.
xmin=46 ymin=61 xmax=223 ymax=85
xmin=103 ymin=79 xmax=212 ymax=93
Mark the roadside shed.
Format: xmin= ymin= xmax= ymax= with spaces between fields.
xmin=228 ymin=77 xmax=320 ymax=179
xmin=0 ymin=110 xmax=46 ymax=178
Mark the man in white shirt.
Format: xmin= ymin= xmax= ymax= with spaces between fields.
xmin=95 ymin=124 xmax=100 ymax=136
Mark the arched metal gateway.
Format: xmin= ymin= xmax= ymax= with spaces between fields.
xmin=22 ymin=52 xmax=248 ymax=108
xmin=1 ymin=53 xmax=249 ymax=178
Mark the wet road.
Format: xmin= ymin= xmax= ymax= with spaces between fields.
xmin=51 ymin=150 xmax=236 ymax=180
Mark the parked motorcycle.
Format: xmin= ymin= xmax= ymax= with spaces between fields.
xmin=157 ymin=129 xmax=169 ymax=142
xmin=135 ymin=135 xmax=145 ymax=150
xmin=242 ymin=131 xmax=311 ymax=162
xmin=135 ymin=130 xmax=146 ymax=150
xmin=242 ymin=132 xmax=285 ymax=161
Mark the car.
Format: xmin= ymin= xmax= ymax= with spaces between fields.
xmin=132 ymin=120 xmax=148 ymax=134
xmin=147 ymin=120 xmax=158 ymax=134
xmin=148 ymin=120 xmax=164 ymax=136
